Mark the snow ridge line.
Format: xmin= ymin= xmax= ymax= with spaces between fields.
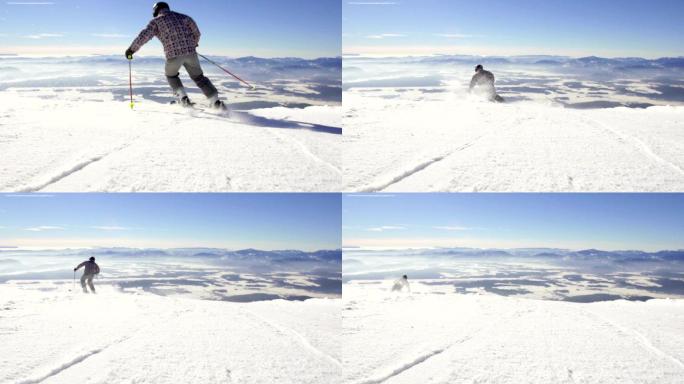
xmin=17 ymin=140 xmax=137 ymax=193
xmin=584 ymin=309 xmax=684 ymax=371
xmin=587 ymin=116 xmax=684 ymax=177
xmin=16 ymin=335 xmax=132 ymax=384
xmin=356 ymin=138 xmax=482 ymax=193
xmin=242 ymin=308 xmax=342 ymax=367
xmin=356 ymin=335 xmax=474 ymax=384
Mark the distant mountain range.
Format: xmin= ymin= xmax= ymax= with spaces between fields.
xmin=431 ymin=55 xmax=684 ymax=70
xmin=347 ymin=54 xmax=684 ymax=70
xmin=0 ymin=247 xmax=342 ymax=264
xmin=346 ymin=247 xmax=684 ymax=262
xmin=0 ymin=54 xmax=342 ymax=71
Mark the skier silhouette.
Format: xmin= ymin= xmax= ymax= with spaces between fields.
xmin=469 ymin=64 xmax=504 ymax=102
xmin=125 ymin=2 xmax=226 ymax=110
xmin=391 ymin=275 xmax=411 ymax=293
xmin=74 ymin=257 xmax=100 ymax=294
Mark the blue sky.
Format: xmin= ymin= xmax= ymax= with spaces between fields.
xmin=343 ymin=0 xmax=684 ymax=58
xmin=0 ymin=0 xmax=340 ymax=58
xmin=0 ymin=194 xmax=341 ymax=251
xmin=343 ymin=194 xmax=684 ymax=251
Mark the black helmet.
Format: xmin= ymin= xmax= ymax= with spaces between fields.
xmin=475 ymin=64 xmax=483 ymax=72
xmin=402 ymin=275 xmax=408 ymax=279
xmin=89 ymin=256 xmax=95 ymax=261
xmin=153 ymin=2 xmax=170 ymax=17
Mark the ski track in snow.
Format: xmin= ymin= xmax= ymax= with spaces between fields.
xmin=355 ymin=112 xmax=520 ymax=193
xmin=17 ymin=139 xmax=140 ymax=193
xmin=581 ymin=308 xmax=684 ymax=372
xmin=356 ymin=336 xmax=474 ymax=384
xmin=0 ymin=92 xmax=341 ymax=192
xmin=16 ymin=335 xmax=133 ymax=384
xmin=242 ymin=307 xmax=342 ymax=367
xmin=343 ymin=91 xmax=684 ymax=192
xmin=356 ymin=135 xmax=483 ymax=193
xmin=583 ymin=115 xmax=684 ymax=177
xmin=1 ymin=286 xmax=340 ymax=384
xmin=266 ymin=128 xmax=342 ymax=175
xmin=343 ymin=282 xmax=684 ymax=384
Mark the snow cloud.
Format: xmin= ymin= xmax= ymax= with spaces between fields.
xmin=24 ymin=226 xmax=65 ymax=232
xmin=433 ymin=33 xmax=476 ymax=39
xmin=91 ymin=226 xmax=135 ymax=231
xmin=4 ymin=194 xmax=54 ymax=198
xmin=91 ymin=33 xmax=130 ymax=39
xmin=365 ymin=33 xmax=406 ymax=39
xmin=6 ymin=1 xmax=55 ymax=4
xmin=366 ymin=225 xmax=406 ymax=232
xmin=21 ymin=33 xmax=63 ymax=39
xmin=433 ymin=226 xmax=472 ymax=231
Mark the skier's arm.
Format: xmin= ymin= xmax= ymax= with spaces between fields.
xmin=94 ymin=263 xmax=100 ymax=274
xmin=469 ymin=75 xmax=477 ymax=92
xmin=74 ymin=261 xmax=86 ymax=271
xmin=129 ymin=20 xmax=159 ymax=54
xmin=187 ymin=17 xmax=201 ymax=47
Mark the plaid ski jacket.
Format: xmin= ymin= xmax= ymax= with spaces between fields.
xmin=129 ymin=9 xmax=201 ymax=60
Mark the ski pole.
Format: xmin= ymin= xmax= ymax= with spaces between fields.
xmin=128 ymin=57 xmax=134 ymax=109
xmin=73 ymin=270 xmax=76 ymax=291
xmin=198 ymin=53 xmax=255 ymax=89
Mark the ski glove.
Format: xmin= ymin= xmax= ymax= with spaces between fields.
xmin=125 ymin=48 xmax=134 ymax=60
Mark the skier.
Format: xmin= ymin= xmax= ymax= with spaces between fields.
xmin=391 ymin=275 xmax=411 ymax=293
xmin=125 ymin=2 xmax=226 ymax=110
xmin=74 ymin=257 xmax=100 ymax=294
xmin=469 ymin=64 xmax=504 ymax=102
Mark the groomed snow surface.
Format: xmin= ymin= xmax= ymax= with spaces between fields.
xmin=0 ymin=284 xmax=341 ymax=384
xmin=343 ymin=282 xmax=684 ymax=384
xmin=344 ymin=91 xmax=684 ymax=192
xmin=0 ymin=93 xmax=341 ymax=193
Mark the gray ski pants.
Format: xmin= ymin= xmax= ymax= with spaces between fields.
xmin=81 ymin=273 xmax=95 ymax=293
xmin=165 ymin=53 xmax=218 ymax=98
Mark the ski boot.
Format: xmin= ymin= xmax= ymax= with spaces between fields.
xmin=213 ymin=100 xmax=228 ymax=111
xmin=209 ymin=94 xmax=228 ymax=112
xmin=173 ymin=87 xmax=193 ymax=108
xmin=180 ymin=95 xmax=193 ymax=108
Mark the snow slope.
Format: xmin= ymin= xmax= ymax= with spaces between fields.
xmin=343 ymin=281 xmax=684 ymax=384
xmin=0 ymin=283 xmax=340 ymax=384
xmin=0 ymin=90 xmax=340 ymax=192
xmin=344 ymin=91 xmax=684 ymax=192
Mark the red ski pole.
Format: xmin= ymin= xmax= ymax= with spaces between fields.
xmin=198 ymin=53 xmax=256 ymax=89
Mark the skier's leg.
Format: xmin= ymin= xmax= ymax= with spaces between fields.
xmin=184 ymin=54 xmax=218 ymax=100
xmin=80 ymin=274 xmax=87 ymax=293
xmin=165 ymin=57 xmax=187 ymax=99
xmin=486 ymin=83 xmax=497 ymax=102
xmin=87 ymin=275 xmax=95 ymax=293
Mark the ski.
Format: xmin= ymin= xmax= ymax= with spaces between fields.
xmin=169 ymin=99 xmax=196 ymax=108
xmin=169 ymin=99 xmax=231 ymax=117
